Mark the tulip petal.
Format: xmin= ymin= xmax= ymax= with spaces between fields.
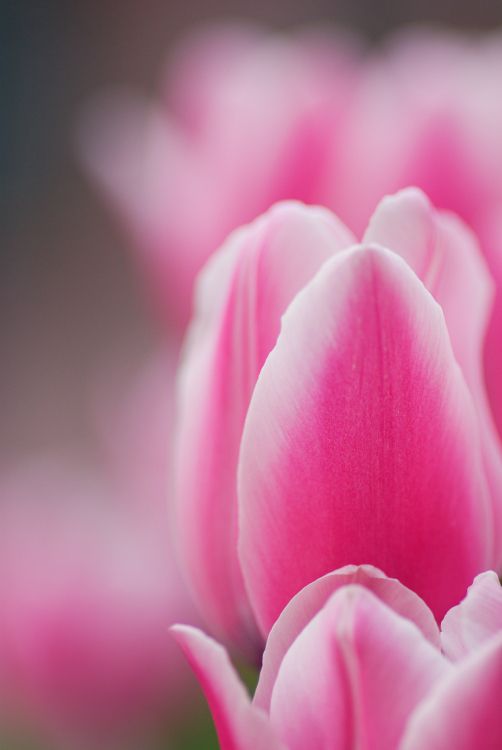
xmin=254 ymin=564 xmax=440 ymax=712
xmin=363 ymin=188 xmax=436 ymax=279
xmin=364 ymin=188 xmax=493 ymax=398
xmin=441 ymin=570 xmax=502 ymax=660
xmin=365 ymin=188 xmax=502 ymax=561
xmin=400 ymin=632 xmax=502 ymax=750
xmin=174 ymin=202 xmax=354 ymax=654
xmin=269 ymin=586 xmax=448 ymax=750
xmin=171 ymin=625 xmax=283 ymax=750
xmin=239 ymin=244 xmax=493 ymax=635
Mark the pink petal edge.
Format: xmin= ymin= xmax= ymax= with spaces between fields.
xmin=171 ymin=625 xmax=283 ymax=749
xmin=254 ymin=564 xmax=440 ymax=712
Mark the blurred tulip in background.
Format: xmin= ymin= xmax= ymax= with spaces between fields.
xmin=82 ymin=27 xmax=502 ymax=436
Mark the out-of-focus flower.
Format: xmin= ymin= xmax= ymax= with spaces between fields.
xmin=81 ymin=26 xmax=502 ymax=439
xmin=0 ymin=460 xmax=195 ymax=749
xmin=173 ymin=191 xmax=502 ymax=651
xmin=173 ymin=566 xmax=502 ymax=750
xmin=80 ymin=23 xmax=359 ymax=327
xmin=0 ymin=352 xmax=199 ymax=749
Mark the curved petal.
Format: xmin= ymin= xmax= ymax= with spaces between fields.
xmin=173 ymin=202 xmax=355 ymax=655
xmin=239 ymin=244 xmax=493 ymax=636
xmin=441 ymin=571 xmax=502 ymax=660
xmin=365 ymin=188 xmax=502 ymax=561
xmin=400 ymin=631 xmax=502 ymax=750
xmin=363 ymin=188 xmax=436 ymax=276
xmin=171 ymin=625 xmax=283 ymax=750
xmin=269 ymin=586 xmax=448 ymax=750
xmin=364 ymin=188 xmax=493 ymax=393
xmin=254 ymin=564 xmax=440 ymax=712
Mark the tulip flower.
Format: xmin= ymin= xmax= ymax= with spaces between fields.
xmin=174 ymin=189 xmax=502 ymax=651
xmin=80 ymin=23 xmax=358 ymax=326
xmin=173 ymin=566 xmax=502 ymax=749
xmin=0 ymin=461 xmax=197 ymax=749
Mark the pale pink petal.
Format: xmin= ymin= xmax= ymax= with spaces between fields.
xmin=171 ymin=625 xmax=283 ymax=750
xmin=363 ymin=188 xmax=436 ymax=277
xmin=80 ymin=28 xmax=359 ymax=329
xmin=441 ymin=571 xmax=502 ymax=660
xmin=365 ymin=188 xmax=502 ymax=563
xmin=363 ymin=188 xmax=493 ymax=390
xmin=254 ymin=564 xmax=440 ymax=712
xmin=163 ymin=23 xmax=265 ymax=130
xmin=174 ymin=202 xmax=355 ymax=655
xmin=400 ymin=632 xmax=502 ymax=750
xmin=79 ymin=93 xmax=217 ymax=325
xmin=270 ymin=586 xmax=449 ymax=750
xmin=239 ymin=245 xmax=493 ymax=636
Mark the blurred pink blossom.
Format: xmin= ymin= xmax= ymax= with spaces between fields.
xmin=81 ymin=26 xmax=502 ymax=438
xmin=80 ymin=23 xmax=359 ymax=328
xmin=0 ymin=353 xmax=198 ymax=748
xmin=173 ymin=565 xmax=502 ymax=749
xmin=173 ymin=191 xmax=502 ymax=652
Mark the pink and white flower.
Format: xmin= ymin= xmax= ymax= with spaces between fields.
xmin=80 ymin=23 xmax=358 ymax=327
xmin=173 ymin=189 xmax=502 ymax=651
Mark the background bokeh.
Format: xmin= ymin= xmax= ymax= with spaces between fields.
xmin=3 ymin=0 xmax=502 ymax=462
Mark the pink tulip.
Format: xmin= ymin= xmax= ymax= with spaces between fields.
xmin=80 ymin=23 xmax=359 ymax=327
xmin=173 ymin=566 xmax=502 ymax=749
xmin=174 ymin=190 xmax=502 ymax=650
xmin=0 ymin=461 xmax=195 ymax=745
